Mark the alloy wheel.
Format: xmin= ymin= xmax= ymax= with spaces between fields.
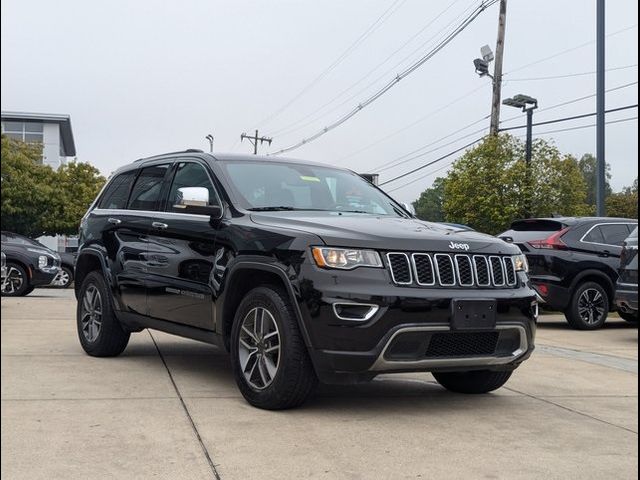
xmin=578 ymin=288 xmax=606 ymax=325
xmin=52 ymin=269 xmax=71 ymax=287
xmin=81 ymin=285 xmax=103 ymax=342
xmin=1 ymin=267 xmax=24 ymax=294
xmin=238 ymin=307 xmax=281 ymax=390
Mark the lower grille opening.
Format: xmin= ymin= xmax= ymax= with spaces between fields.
xmin=425 ymin=331 xmax=499 ymax=358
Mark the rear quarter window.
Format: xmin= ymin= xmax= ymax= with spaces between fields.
xmin=98 ymin=172 xmax=136 ymax=210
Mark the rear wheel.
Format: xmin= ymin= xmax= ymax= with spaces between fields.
xmin=565 ymin=282 xmax=609 ymax=330
xmin=433 ymin=370 xmax=513 ymax=394
xmin=77 ymin=271 xmax=130 ymax=357
xmin=1 ymin=263 xmax=31 ymax=297
xmin=230 ymin=285 xmax=317 ymax=410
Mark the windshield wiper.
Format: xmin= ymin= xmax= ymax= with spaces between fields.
xmin=247 ymin=206 xmax=303 ymax=211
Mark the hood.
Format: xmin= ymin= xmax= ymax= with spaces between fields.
xmin=250 ymin=212 xmax=519 ymax=254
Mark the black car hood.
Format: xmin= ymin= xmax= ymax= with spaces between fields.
xmin=250 ymin=212 xmax=519 ymax=254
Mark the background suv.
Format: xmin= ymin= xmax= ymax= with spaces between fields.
xmin=1 ymin=231 xmax=61 ymax=296
xmin=615 ymin=227 xmax=638 ymax=322
xmin=75 ymin=151 xmax=537 ymax=409
xmin=500 ymin=217 xmax=638 ymax=329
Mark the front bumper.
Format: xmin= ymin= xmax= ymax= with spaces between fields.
xmin=296 ymin=265 xmax=538 ymax=384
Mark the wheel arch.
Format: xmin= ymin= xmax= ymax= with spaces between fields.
xmin=219 ymin=262 xmax=312 ymax=353
xmin=74 ymin=249 xmax=109 ymax=300
xmin=569 ymin=269 xmax=616 ymax=310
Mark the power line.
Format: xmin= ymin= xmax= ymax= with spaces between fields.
xmin=500 ymin=80 xmax=638 ymax=124
xmin=499 ymin=104 xmax=638 ymax=132
xmin=339 ymin=83 xmax=487 ymax=162
xmin=269 ymin=0 xmax=499 ymax=156
xmin=253 ymin=0 xmax=407 ymax=130
xmin=380 ymin=137 xmax=485 ymax=186
xmin=384 ymin=115 xmax=638 ymax=194
xmin=505 ymin=23 xmax=637 ymax=75
xmin=266 ymin=0 xmax=475 ymax=138
xmin=506 ymin=63 xmax=638 ymax=82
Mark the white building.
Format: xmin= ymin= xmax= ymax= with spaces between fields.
xmin=1 ymin=111 xmax=77 ymax=251
xmin=1 ymin=111 xmax=76 ymax=170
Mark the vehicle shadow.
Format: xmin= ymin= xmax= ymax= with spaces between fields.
xmin=538 ymin=319 xmax=638 ymax=330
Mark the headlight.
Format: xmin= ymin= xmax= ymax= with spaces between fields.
xmin=512 ymin=254 xmax=529 ymax=272
xmin=312 ymin=247 xmax=382 ymax=270
xmin=38 ymin=255 xmax=48 ymax=269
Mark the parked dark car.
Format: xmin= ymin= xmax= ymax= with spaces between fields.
xmin=75 ymin=151 xmax=538 ymax=410
xmin=499 ymin=217 xmax=638 ymax=330
xmin=50 ymin=252 xmax=77 ymax=288
xmin=1 ymin=231 xmax=61 ymax=296
xmin=615 ymin=227 xmax=638 ymax=322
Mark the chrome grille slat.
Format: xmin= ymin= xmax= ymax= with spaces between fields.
xmin=387 ymin=253 xmax=412 ymax=285
xmin=454 ymin=255 xmax=474 ymax=287
xmin=386 ymin=252 xmax=519 ymax=289
xmin=434 ymin=254 xmax=456 ymax=286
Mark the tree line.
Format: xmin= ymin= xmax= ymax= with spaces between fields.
xmin=412 ymin=134 xmax=638 ymax=234
xmin=1 ymin=135 xmax=106 ymax=238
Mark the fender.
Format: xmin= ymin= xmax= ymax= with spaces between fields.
xmin=74 ymin=247 xmax=113 ymax=299
xmin=217 ymin=259 xmax=315 ymax=353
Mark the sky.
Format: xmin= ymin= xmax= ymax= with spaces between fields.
xmin=2 ymin=0 xmax=638 ymax=204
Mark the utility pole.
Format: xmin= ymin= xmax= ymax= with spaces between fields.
xmin=241 ymin=130 xmax=272 ymax=155
xmin=596 ymin=0 xmax=606 ymax=216
xmin=489 ymin=0 xmax=507 ymax=136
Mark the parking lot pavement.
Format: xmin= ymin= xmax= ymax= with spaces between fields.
xmin=2 ymin=290 xmax=638 ymax=480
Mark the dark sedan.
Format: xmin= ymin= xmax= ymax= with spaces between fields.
xmin=1 ymin=231 xmax=61 ymax=296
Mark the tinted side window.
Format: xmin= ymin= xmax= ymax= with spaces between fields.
xmin=166 ymin=162 xmax=218 ymax=212
xmin=583 ymin=226 xmax=605 ymax=244
xmin=98 ymin=172 xmax=136 ymax=209
xmin=128 ymin=165 xmax=170 ymax=211
xmin=600 ymin=224 xmax=633 ymax=246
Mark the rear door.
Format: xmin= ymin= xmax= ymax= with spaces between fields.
xmin=580 ymin=222 xmax=638 ymax=262
xmin=145 ymin=159 xmax=220 ymax=330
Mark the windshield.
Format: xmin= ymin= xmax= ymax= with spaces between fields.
xmin=220 ymin=161 xmax=406 ymax=217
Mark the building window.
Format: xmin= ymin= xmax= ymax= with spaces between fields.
xmin=1 ymin=121 xmax=44 ymax=144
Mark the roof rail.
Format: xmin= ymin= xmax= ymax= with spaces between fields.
xmin=134 ymin=149 xmax=206 ymax=162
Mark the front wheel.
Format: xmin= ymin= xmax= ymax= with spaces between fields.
xmin=564 ymin=282 xmax=610 ymax=330
xmin=77 ymin=271 xmax=130 ymax=357
xmin=52 ymin=266 xmax=74 ymax=288
xmin=1 ymin=263 xmax=31 ymax=297
xmin=433 ymin=370 xmax=513 ymax=394
xmin=230 ymin=285 xmax=317 ymax=410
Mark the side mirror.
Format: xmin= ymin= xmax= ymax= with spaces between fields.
xmin=174 ymin=187 xmax=222 ymax=217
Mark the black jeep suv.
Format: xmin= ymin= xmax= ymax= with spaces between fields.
xmin=500 ymin=217 xmax=638 ymax=330
xmin=75 ymin=151 xmax=537 ymax=409
xmin=615 ymin=227 xmax=638 ymax=321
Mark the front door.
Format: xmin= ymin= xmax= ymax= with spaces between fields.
xmin=146 ymin=160 xmax=220 ymax=330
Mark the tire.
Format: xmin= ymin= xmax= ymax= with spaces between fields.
xmin=1 ymin=262 xmax=31 ymax=297
xmin=230 ymin=285 xmax=317 ymax=410
xmin=52 ymin=266 xmax=74 ymax=288
xmin=433 ymin=370 xmax=513 ymax=394
xmin=76 ymin=271 xmax=130 ymax=357
xmin=564 ymin=281 xmax=610 ymax=330
xmin=618 ymin=310 xmax=638 ymax=324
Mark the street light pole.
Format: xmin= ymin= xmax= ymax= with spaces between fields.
xmin=503 ymin=94 xmax=538 ymax=218
xmin=596 ymin=0 xmax=606 ymax=216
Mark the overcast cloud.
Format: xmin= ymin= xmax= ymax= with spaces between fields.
xmin=2 ymin=0 xmax=638 ymax=203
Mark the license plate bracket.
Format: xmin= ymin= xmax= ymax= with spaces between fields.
xmin=451 ymin=299 xmax=497 ymax=330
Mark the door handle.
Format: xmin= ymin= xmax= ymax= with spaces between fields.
xmin=107 ymin=217 xmax=121 ymax=225
xmin=152 ymin=221 xmax=169 ymax=230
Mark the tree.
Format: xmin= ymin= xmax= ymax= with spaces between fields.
xmin=413 ymin=177 xmax=445 ymax=222
xmin=578 ymin=153 xmax=612 ymax=213
xmin=441 ymin=134 xmax=589 ymax=234
xmin=1 ymin=135 xmax=106 ymax=237
xmin=606 ymin=179 xmax=638 ymax=219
